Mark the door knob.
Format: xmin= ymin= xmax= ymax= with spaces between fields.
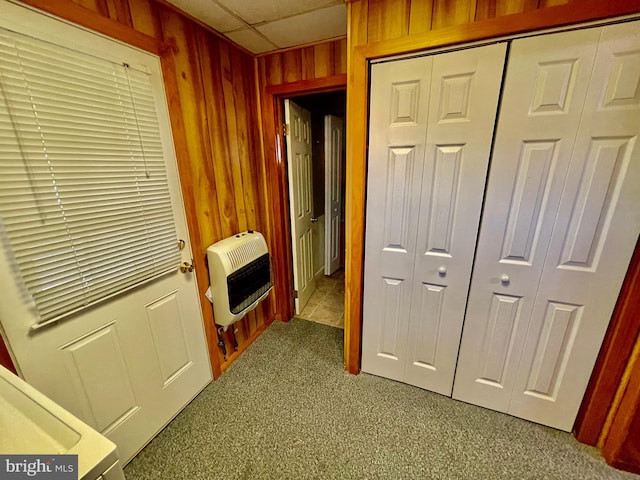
xmin=438 ymin=266 xmax=447 ymax=275
xmin=180 ymin=261 xmax=194 ymax=273
xmin=311 ymin=217 xmax=318 ymax=223
xmin=501 ymin=274 xmax=510 ymax=284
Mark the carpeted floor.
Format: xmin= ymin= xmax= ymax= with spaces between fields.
xmin=124 ymin=318 xmax=638 ymax=480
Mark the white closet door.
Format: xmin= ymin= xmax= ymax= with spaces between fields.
xmin=453 ymin=28 xmax=602 ymax=413
xmin=454 ymin=22 xmax=640 ymax=431
xmin=361 ymin=56 xmax=432 ymax=381
xmin=508 ymin=21 xmax=640 ymax=430
xmin=362 ymin=44 xmax=506 ymax=390
xmin=404 ymin=44 xmax=507 ymax=394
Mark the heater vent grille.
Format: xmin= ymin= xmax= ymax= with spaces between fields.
xmin=226 ymin=236 xmax=264 ymax=270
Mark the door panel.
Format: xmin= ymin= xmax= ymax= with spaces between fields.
xmin=508 ymin=21 xmax=640 ymax=430
xmin=405 ymin=44 xmax=507 ymax=394
xmin=363 ymin=44 xmax=507 ymax=392
xmin=61 ymin=324 xmax=138 ymax=433
xmin=325 ymin=115 xmax=343 ymax=276
xmin=285 ymin=100 xmax=315 ymax=313
xmin=362 ymin=56 xmax=432 ymax=380
xmin=453 ymin=28 xmax=602 ymax=412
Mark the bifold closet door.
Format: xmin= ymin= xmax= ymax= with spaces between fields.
xmin=454 ymin=21 xmax=640 ymax=431
xmin=362 ymin=44 xmax=507 ymax=394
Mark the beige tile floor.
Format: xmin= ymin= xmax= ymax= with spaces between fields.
xmin=297 ymin=269 xmax=345 ymax=329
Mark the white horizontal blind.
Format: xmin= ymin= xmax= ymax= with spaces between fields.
xmin=0 ymin=27 xmax=180 ymax=325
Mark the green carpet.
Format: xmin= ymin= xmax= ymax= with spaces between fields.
xmin=124 ymin=318 xmax=638 ymax=480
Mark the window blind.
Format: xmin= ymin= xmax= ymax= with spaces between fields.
xmin=0 ymin=27 xmax=180 ymax=326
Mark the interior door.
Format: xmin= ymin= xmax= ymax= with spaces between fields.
xmin=0 ymin=3 xmax=212 ymax=463
xmin=362 ymin=44 xmax=507 ymax=391
xmin=324 ymin=114 xmax=343 ymax=276
xmin=454 ymin=22 xmax=640 ymax=431
xmin=404 ymin=44 xmax=507 ymax=395
xmin=361 ymin=55 xmax=432 ymax=381
xmin=284 ymin=99 xmax=315 ymax=313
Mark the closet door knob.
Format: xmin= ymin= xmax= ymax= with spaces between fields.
xmin=438 ymin=266 xmax=447 ymax=275
xmin=501 ymin=274 xmax=510 ymax=284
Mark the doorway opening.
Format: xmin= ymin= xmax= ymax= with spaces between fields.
xmin=283 ymin=90 xmax=346 ymax=328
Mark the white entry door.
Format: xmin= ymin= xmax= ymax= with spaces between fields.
xmin=285 ymin=100 xmax=315 ymax=313
xmin=453 ymin=21 xmax=640 ymax=431
xmin=0 ymin=2 xmax=211 ymax=463
xmin=362 ymin=44 xmax=507 ymax=394
xmin=324 ymin=115 xmax=343 ymax=276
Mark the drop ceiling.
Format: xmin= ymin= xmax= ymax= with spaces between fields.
xmin=166 ymin=0 xmax=348 ymax=54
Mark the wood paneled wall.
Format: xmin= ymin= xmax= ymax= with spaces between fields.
xmin=259 ymin=39 xmax=347 ymax=87
xmin=16 ymin=0 xmax=274 ymax=378
xmin=255 ymin=40 xmax=348 ymax=326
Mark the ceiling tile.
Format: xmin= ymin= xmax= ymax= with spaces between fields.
xmin=167 ymin=0 xmax=244 ymax=33
xmin=217 ymin=0 xmax=343 ymax=25
xmin=256 ymin=4 xmax=347 ymax=49
xmin=224 ymin=28 xmax=277 ymax=54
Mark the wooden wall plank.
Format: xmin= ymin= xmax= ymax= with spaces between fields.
xmin=302 ymin=46 xmax=315 ymax=80
xmin=409 ymin=0 xmax=434 ymax=35
xmin=71 ymin=0 xmax=109 ymax=17
xmin=314 ymin=42 xmax=335 ymax=78
xmin=105 ymin=0 xmax=133 ymax=27
xmin=539 ymin=0 xmax=570 ymax=6
xmin=265 ymin=53 xmax=284 ymax=86
xmin=335 ymin=38 xmax=348 ymax=75
xmin=349 ymin=0 xmax=370 ymax=48
xmin=129 ymin=0 xmax=162 ymax=38
xmin=380 ymin=0 xmax=412 ymax=39
xmin=475 ymin=0 xmax=540 ymax=20
xmin=432 ymin=0 xmax=477 ymax=29
xmin=283 ymin=49 xmax=303 ymax=83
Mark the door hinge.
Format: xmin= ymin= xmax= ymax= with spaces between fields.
xmin=292 ymin=290 xmax=298 ymax=298
xmin=283 ymin=123 xmax=290 ymax=136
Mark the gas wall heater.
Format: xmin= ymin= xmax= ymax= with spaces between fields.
xmin=206 ymin=231 xmax=272 ymax=329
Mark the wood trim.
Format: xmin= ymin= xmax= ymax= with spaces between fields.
xmin=575 ymin=239 xmax=640 ymax=445
xmin=220 ymin=317 xmax=274 ymax=373
xmin=345 ymin=46 xmax=368 ymax=374
xmin=265 ymin=74 xmax=348 ymax=96
xmin=602 ymin=333 xmax=640 ymax=474
xmin=258 ymin=67 xmax=347 ymax=327
xmin=344 ymin=0 xmax=640 ymax=374
xmin=158 ymin=47 xmax=223 ymax=379
xmin=18 ymin=0 xmax=161 ymax=53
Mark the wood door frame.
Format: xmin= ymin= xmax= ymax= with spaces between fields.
xmin=259 ymin=73 xmax=347 ymax=330
xmin=345 ymin=0 xmax=640 ymax=377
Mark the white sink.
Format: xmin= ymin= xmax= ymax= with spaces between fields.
xmin=0 ymin=365 xmax=125 ymax=479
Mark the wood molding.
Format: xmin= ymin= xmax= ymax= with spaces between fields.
xmin=602 ymin=333 xmax=640 ymax=475
xmin=575 ymin=239 xmax=640 ymax=445
xmin=18 ymin=0 xmax=161 ymax=53
xmin=258 ymin=65 xmax=347 ymax=327
xmin=344 ymin=0 xmax=640 ymax=376
xmin=266 ymin=74 xmax=348 ymax=96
